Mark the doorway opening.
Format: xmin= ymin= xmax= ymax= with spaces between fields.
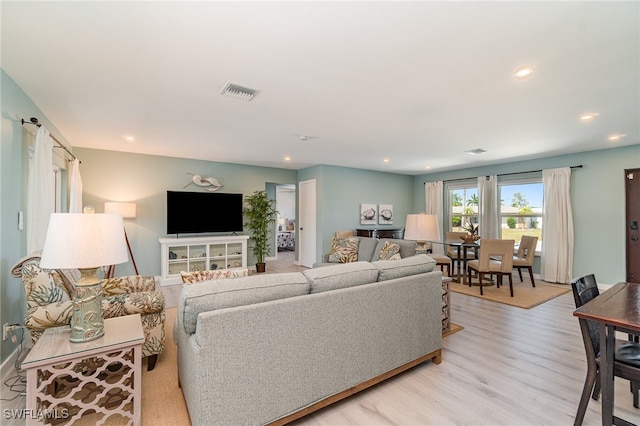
xmin=275 ymin=184 xmax=297 ymax=266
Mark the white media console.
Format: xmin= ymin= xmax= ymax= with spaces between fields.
xmin=159 ymin=235 xmax=249 ymax=286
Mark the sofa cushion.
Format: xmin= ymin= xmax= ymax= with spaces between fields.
xmin=371 ymin=254 xmax=437 ymax=281
xmin=179 ymin=272 xmax=310 ymax=334
xmin=304 ymin=262 xmax=379 ymax=294
xmin=357 ymin=237 xmax=380 ymax=262
xmin=374 ymin=238 xmax=417 ymax=260
xmin=328 ymin=237 xmax=360 ymax=263
xmin=378 ymin=241 xmax=401 ymax=260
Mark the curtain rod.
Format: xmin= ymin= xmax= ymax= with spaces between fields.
xmin=20 ymin=117 xmax=78 ymax=162
xmin=424 ymin=165 xmax=583 ymax=184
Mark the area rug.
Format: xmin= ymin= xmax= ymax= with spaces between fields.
xmin=139 ymin=307 xmax=189 ymax=426
xmin=74 ymin=306 xmax=188 ymax=425
xmin=449 ymin=279 xmax=571 ymax=309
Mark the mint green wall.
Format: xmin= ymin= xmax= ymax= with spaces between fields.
xmin=413 ymin=145 xmax=640 ymax=285
xmin=299 ymin=165 xmax=414 ymax=258
xmin=0 ymin=69 xmax=73 ymax=362
xmin=74 ymin=148 xmax=297 ymax=274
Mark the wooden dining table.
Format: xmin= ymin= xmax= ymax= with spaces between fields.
xmin=573 ymin=282 xmax=640 ymax=426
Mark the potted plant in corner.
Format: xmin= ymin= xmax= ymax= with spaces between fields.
xmin=243 ymin=190 xmax=278 ymax=273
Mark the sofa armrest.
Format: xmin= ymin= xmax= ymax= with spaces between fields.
xmin=103 ymin=291 xmax=165 ymax=317
xmin=102 ymin=275 xmax=157 ymax=295
xmin=25 ymin=290 xmax=165 ymax=332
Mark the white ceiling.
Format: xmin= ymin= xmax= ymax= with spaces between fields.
xmin=2 ymin=1 xmax=638 ymax=175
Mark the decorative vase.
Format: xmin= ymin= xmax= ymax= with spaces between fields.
xmin=460 ymin=235 xmax=480 ymax=244
xmin=460 ymin=234 xmax=481 ymax=244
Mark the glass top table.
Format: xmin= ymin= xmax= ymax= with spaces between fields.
xmin=428 ymin=239 xmax=480 ymax=284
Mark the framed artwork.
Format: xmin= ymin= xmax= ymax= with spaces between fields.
xmin=360 ymin=204 xmax=377 ymax=225
xmin=378 ymin=204 xmax=394 ymax=224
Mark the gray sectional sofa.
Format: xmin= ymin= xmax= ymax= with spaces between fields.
xmin=175 ymin=254 xmax=442 ymax=425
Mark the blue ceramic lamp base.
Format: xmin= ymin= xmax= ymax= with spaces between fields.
xmin=70 ymin=268 xmax=105 ymax=343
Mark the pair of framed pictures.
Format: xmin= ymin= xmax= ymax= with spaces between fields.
xmin=360 ymin=204 xmax=393 ymax=225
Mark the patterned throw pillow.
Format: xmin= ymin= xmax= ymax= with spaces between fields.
xmin=180 ymin=270 xmax=231 ymax=284
xmin=378 ymin=241 xmax=401 ymax=260
xmin=180 ymin=269 xmax=250 ymax=284
xmin=328 ymin=237 xmax=360 ymax=263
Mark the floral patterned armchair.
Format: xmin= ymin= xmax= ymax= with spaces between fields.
xmin=11 ymin=252 xmax=166 ymax=371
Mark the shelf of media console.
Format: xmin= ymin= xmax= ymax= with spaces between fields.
xmin=159 ymin=235 xmax=249 ymax=286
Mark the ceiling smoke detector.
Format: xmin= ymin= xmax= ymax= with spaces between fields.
xmin=220 ymin=82 xmax=259 ymax=101
xmin=465 ymin=148 xmax=487 ymax=155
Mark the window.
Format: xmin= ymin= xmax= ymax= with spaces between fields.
xmin=445 ymin=178 xmax=543 ymax=251
xmin=446 ymin=183 xmax=478 ymax=231
xmin=498 ymin=179 xmax=543 ymax=251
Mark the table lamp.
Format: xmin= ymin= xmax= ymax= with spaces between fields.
xmin=404 ymin=213 xmax=440 ymax=253
xmin=104 ymin=202 xmax=139 ymax=276
xmin=40 ymin=213 xmax=128 ymax=343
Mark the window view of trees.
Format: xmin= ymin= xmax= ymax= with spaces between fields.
xmin=446 ymin=180 xmax=543 ymax=251
xmin=449 ymin=187 xmax=478 ymax=230
xmin=500 ymin=182 xmax=543 ymax=250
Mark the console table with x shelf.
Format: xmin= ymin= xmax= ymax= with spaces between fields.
xmin=21 ymin=314 xmax=144 ymax=425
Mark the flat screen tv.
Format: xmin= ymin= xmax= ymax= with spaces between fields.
xmin=166 ymin=191 xmax=244 ymax=235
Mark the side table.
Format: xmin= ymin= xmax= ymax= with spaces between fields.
xmin=22 ymin=314 xmax=145 ymax=425
xmin=441 ymin=276 xmax=452 ymax=333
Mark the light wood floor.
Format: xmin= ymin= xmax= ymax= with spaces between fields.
xmin=293 ymin=290 xmax=640 ymax=426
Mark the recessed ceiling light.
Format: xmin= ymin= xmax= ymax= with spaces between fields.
xmin=580 ymin=113 xmax=600 ymax=121
xmin=513 ymin=66 xmax=535 ymax=79
xmin=284 ymin=156 xmax=291 ymax=161
xmin=608 ymin=133 xmax=627 ymax=142
xmin=465 ymin=148 xmax=487 ymax=155
xmin=123 ymin=135 xmax=135 ymax=141
xmin=383 ymin=158 xmax=390 ymax=163
xmin=425 ymin=165 xmax=431 ymax=169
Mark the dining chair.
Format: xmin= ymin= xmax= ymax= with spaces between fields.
xmin=445 ymin=231 xmax=476 ymax=276
xmin=428 ymin=253 xmax=451 ymax=277
xmin=335 ymin=230 xmax=355 ymax=238
xmin=513 ymin=235 xmax=538 ymax=286
xmin=570 ymin=274 xmax=640 ymax=426
xmin=467 ymin=239 xmax=515 ymax=296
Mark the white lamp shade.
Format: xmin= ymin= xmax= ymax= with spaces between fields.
xmin=404 ymin=213 xmax=440 ymax=242
xmin=104 ymin=202 xmax=137 ymax=219
xmin=40 ymin=213 xmax=129 ymax=269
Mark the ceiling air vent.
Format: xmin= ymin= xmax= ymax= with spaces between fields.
xmin=220 ymin=82 xmax=259 ymax=101
xmin=464 ymin=148 xmax=487 ymax=155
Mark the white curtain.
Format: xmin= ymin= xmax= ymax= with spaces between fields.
xmin=68 ymin=159 xmax=83 ymax=213
xmin=541 ymin=167 xmax=574 ymax=284
xmin=425 ymin=181 xmax=444 ymax=254
xmin=478 ymin=175 xmax=499 ymax=239
xmin=27 ymin=127 xmax=55 ymax=253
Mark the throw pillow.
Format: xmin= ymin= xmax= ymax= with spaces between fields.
xmin=181 ymin=269 xmax=231 ymax=284
xmin=378 ymin=241 xmax=401 ymax=260
xmin=328 ymin=237 xmax=359 ymax=263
